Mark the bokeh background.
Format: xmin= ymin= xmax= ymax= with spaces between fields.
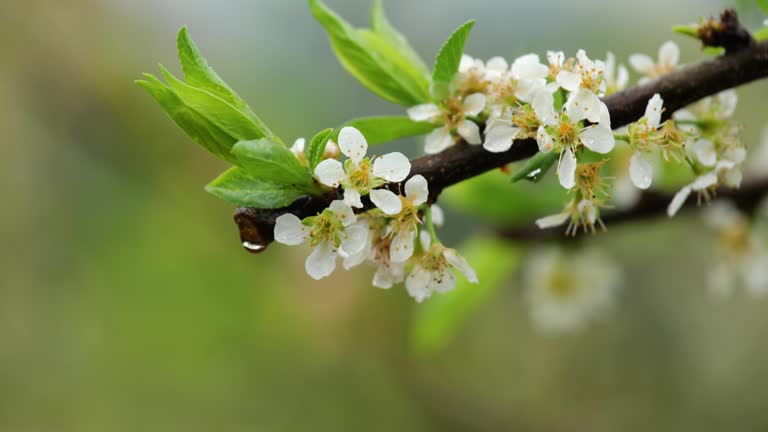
xmin=2 ymin=0 xmax=768 ymax=430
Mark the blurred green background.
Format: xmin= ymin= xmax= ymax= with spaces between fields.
xmin=2 ymin=0 xmax=768 ymax=430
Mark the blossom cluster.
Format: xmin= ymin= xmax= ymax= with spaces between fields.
xmin=274 ymin=127 xmax=477 ymax=302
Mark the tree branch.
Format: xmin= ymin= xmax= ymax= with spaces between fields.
xmin=498 ymin=177 xmax=768 ymax=242
xmin=235 ymin=33 xmax=768 ymax=253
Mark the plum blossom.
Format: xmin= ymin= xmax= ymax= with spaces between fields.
xmin=627 ymin=93 xmax=664 ymax=190
xmin=604 ymin=51 xmax=629 ymax=95
xmin=405 ymin=233 xmax=478 ymax=302
xmin=314 ymin=127 xmax=411 ymax=214
xmin=532 ymin=89 xmax=615 ymax=189
xmin=629 ymin=41 xmax=680 ymax=82
xmin=273 ymin=200 xmax=367 ymax=280
xmin=407 ymin=93 xmax=486 ymax=154
xmin=525 ymin=247 xmax=621 ymax=333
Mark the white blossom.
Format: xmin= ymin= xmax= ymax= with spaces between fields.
xmin=405 ymin=235 xmax=478 ymax=302
xmin=274 ymin=201 xmax=367 ymax=280
xmin=628 ymin=93 xmax=664 ymax=190
xmin=525 ymin=247 xmax=622 ymax=333
xmin=629 ymin=41 xmax=680 ymax=82
xmin=408 ymin=93 xmax=486 ymax=154
xmin=604 ymin=51 xmax=629 ymax=94
xmin=389 ymin=175 xmax=430 ymax=263
xmin=314 ymin=127 xmax=410 ymax=214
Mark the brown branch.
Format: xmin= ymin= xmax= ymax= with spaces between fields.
xmin=498 ymin=178 xmax=768 ymax=242
xmin=235 ymin=32 xmax=768 ymax=253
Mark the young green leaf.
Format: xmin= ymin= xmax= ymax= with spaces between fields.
xmin=758 ymin=0 xmax=768 ymax=15
xmin=160 ymin=66 xmax=273 ymax=142
xmin=231 ymin=139 xmax=315 ymax=188
xmin=136 ymin=74 xmax=240 ymax=165
xmin=431 ymin=20 xmax=475 ymax=99
xmin=306 ymin=128 xmax=334 ymax=170
xmin=205 ymin=167 xmax=310 ymax=209
xmin=309 ymin=0 xmax=431 ymax=106
xmin=176 ymin=28 xmax=277 ymax=142
xmin=511 ymin=152 xmax=558 ymax=183
xmin=411 ymin=236 xmax=521 ymax=354
xmin=755 ymin=26 xmax=768 ymax=42
xmin=672 ymin=24 xmax=700 ymax=39
xmin=336 ymin=116 xmax=436 ymax=146
xmin=370 ymin=0 xmax=430 ymax=76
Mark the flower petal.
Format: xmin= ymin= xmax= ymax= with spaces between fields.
xmin=716 ymin=90 xmax=738 ymax=118
xmin=667 ymin=185 xmax=692 ymax=217
xmin=344 ymin=188 xmax=363 ymax=208
xmin=692 ymin=139 xmax=717 ymax=167
xmin=370 ymin=189 xmax=403 ymax=215
xmin=629 ymin=152 xmax=653 ymax=189
xmin=629 ymin=53 xmax=655 ymax=75
xmin=405 ymin=174 xmax=429 ymax=206
xmin=329 ymin=200 xmax=356 ymax=226
xmin=535 ymin=212 xmax=570 ymax=229
xmin=556 ymin=70 xmax=581 ymax=92
xmin=483 ymin=125 xmax=519 ymax=153
xmin=658 ymin=41 xmax=679 ymax=67
xmin=424 ymin=126 xmax=454 ymax=154
xmin=557 ymin=147 xmax=577 ymax=189
xmin=444 ymin=249 xmax=479 ymax=283
xmin=274 ymin=214 xmax=307 ymax=245
xmin=405 ymin=267 xmax=432 ymax=302
xmin=565 ymin=88 xmax=601 ymax=123
xmin=536 ymin=126 xmax=555 ymax=153
xmin=338 ymin=126 xmax=368 ymax=164
xmin=580 ymin=125 xmax=615 ymax=154
xmin=532 ymin=89 xmax=557 ymax=125
xmin=644 ymin=93 xmax=663 ymax=128
xmin=407 ymin=103 xmax=441 ymax=122
xmin=314 ymin=158 xmax=345 ymax=187
xmin=372 ymin=152 xmax=411 ymax=182
xmin=390 ymin=229 xmax=415 ymax=263
xmin=305 ymin=241 xmax=337 ymax=280
xmin=462 ymin=93 xmax=487 ymax=117
xmin=431 ymin=204 xmax=445 ymax=226
xmin=340 ymin=223 xmax=368 ymax=256
xmin=457 ymin=119 xmax=482 ymax=145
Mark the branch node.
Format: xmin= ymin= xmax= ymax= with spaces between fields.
xmin=698 ymin=9 xmax=755 ymax=54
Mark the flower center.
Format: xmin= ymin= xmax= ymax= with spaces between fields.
xmin=557 ymin=120 xmax=579 ymax=146
xmin=546 ymin=269 xmax=577 ymax=301
xmin=307 ymin=210 xmax=344 ymax=247
xmin=347 ymin=158 xmax=374 ymax=191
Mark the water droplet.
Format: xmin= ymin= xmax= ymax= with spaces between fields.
xmin=242 ymin=241 xmax=266 ymax=254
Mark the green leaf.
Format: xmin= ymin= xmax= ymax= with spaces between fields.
xmin=231 ymin=139 xmax=315 ymax=188
xmin=136 ymin=74 xmax=240 ymax=165
xmin=205 ymin=167 xmax=310 ymax=208
xmin=411 ymin=236 xmax=521 ymax=354
xmin=160 ymin=66 xmax=273 ymax=142
xmin=703 ymin=46 xmax=725 ymax=56
xmin=309 ymin=0 xmax=431 ymax=106
xmin=431 ymin=20 xmax=475 ymax=99
xmin=307 ymin=128 xmax=334 ymax=170
xmin=672 ymin=24 xmax=700 ymax=39
xmin=370 ymin=0 xmax=430 ymax=76
xmin=511 ymin=151 xmax=558 ymax=183
xmin=337 ymin=116 xmax=436 ymax=146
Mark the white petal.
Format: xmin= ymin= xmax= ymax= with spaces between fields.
xmin=597 ymin=101 xmax=612 ymax=128
xmin=536 ymin=126 xmax=555 ymax=153
xmin=372 ymin=152 xmax=411 ymax=182
xmin=424 ymin=126 xmax=454 ymax=154
xmin=305 ymin=241 xmax=337 ymax=280
xmin=340 ymin=223 xmax=368 ymax=256
xmin=344 ymin=188 xmax=363 ymax=208
xmin=667 ymin=185 xmax=692 ymax=217
xmin=485 ymin=56 xmax=509 ymax=73
xmin=692 ymin=139 xmax=717 ymax=167
xmin=658 ymin=41 xmax=679 ymax=67
xmin=431 ymin=204 xmax=445 ymax=226
xmin=370 ymin=189 xmax=403 ymax=215
xmin=565 ymin=88 xmax=601 ymax=123
xmin=556 ymin=70 xmax=581 ymax=92
xmin=433 ymin=269 xmax=456 ymax=294
xmin=405 ymin=175 xmax=429 ymax=206
xmin=558 ymin=147 xmax=577 ymax=190
xmin=511 ymin=54 xmax=548 ymax=80
xmin=457 ymin=119 xmax=481 ymax=145
xmin=515 ymin=78 xmax=546 ymax=103
xmin=723 ymin=168 xmax=742 ymax=188
xmin=547 ymin=51 xmax=564 ymax=68
xmin=716 ymin=90 xmax=738 ymax=118
xmin=580 ymin=125 xmax=615 ymax=154
xmin=629 ymin=152 xmax=653 ymax=189
xmin=291 ymin=138 xmax=305 ymax=155
xmin=338 ymin=126 xmax=368 ymax=164
xmin=532 ymin=89 xmax=557 ymax=125
xmin=273 ymin=214 xmax=307 ymax=246
xmin=462 ymin=93 xmax=487 ymax=117
xmin=373 ymin=266 xmax=397 ymax=289
xmin=692 ymin=171 xmax=718 ymax=190
xmin=617 ymin=64 xmax=629 ymax=89
xmin=577 ymin=199 xmax=597 ymax=224
xmin=724 ymin=146 xmax=746 ymax=164
xmin=314 ymin=159 xmax=345 ymax=187
xmin=629 ymin=53 xmax=655 ymax=75
xmin=535 ymin=212 xmax=570 ymax=229
xmin=483 ymin=125 xmax=518 ymax=153
xmin=419 ymin=229 xmax=431 ymax=250
xmin=405 ymin=267 xmax=432 ymax=302
xmin=576 ymin=49 xmax=592 ymax=67
xmin=459 ymin=54 xmax=474 ymax=73
xmin=390 ymin=229 xmax=415 ymax=263
xmin=644 ymin=93 xmax=664 ymax=128
xmin=329 ymin=200 xmax=356 ymax=226
xmin=407 ymin=103 xmax=441 ymax=122
xmin=444 ymin=249 xmax=478 ymax=283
